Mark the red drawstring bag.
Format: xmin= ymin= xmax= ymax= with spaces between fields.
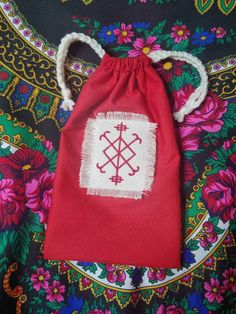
xmin=44 ymin=33 xmax=207 ymax=268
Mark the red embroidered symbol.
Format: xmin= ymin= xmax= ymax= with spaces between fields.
xmin=96 ymin=122 xmax=142 ymax=185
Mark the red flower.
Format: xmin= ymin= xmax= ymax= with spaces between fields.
xmin=104 ymin=288 xmax=116 ymax=300
xmin=26 ymin=171 xmax=54 ymax=223
xmin=40 ymin=95 xmax=50 ymax=103
xmin=171 ymin=84 xmax=195 ymax=112
xmin=19 ymin=85 xmax=29 ymax=94
xmin=202 ymin=169 xmax=236 ymax=223
xmin=222 ymin=268 xmax=236 ymax=292
xmin=156 ymin=59 xmax=184 ymax=82
xmin=0 ymin=179 xmax=26 ymax=230
xmin=170 ymin=24 xmax=190 ymax=43
xmin=184 ymin=93 xmax=228 ymax=132
xmin=178 ymin=126 xmax=200 ymax=151
xmin=113 ymin=23 xmax=134 ymax=44
xmin=0 ymin=71 xmax=9 ymax=80
xmin=203 ymin=256 xmax=215 ymax=268
xmin=0 ymin=148 xmax=48 ymax=182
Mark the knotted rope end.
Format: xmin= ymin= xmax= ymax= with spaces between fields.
xmin=60 ymin=99 xmax=75 ymax=111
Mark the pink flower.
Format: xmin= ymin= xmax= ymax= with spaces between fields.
xmin=113 ymin=23 xmax=134 ymax=44
xmin=202 ymin=169 xmax=236 ymax=223
xmin=0 ymin=179 xmax=26 ymax=230
xmin=211 ymin=27 xmax=227 ymax=39
xmin=170 ymin=24 xmax=190 ymax=43
xmin=171 ymin=84 xmax=195 ymax=112
xmin=105 ymin=265 xmax=126 ymax=283
xmin=148 ymin=268 xmax=166 ymax=281
xmin=128 ymin=36 xmax=160 ymax=57
xmin=26 ymin=171 xmax=54 ymax=223
xmin=31 ymin=267 xmax=50 ymax=291
xmin=222 ymin=268 xmax=236 ymax=292
xmin=178 ymin=126 xmax=200 ymax=151
xmin=44 ymin=140 xmax=53 ymax=152
xmin=35 ymin=40 xmax=42 ymax=47
xmin=204 ymin=278 xmax=224 ymax=303
xmin=46 ymin=280 xmax=65 ymax=303
xmin=184 ymin=93 xmax=228 ymax=133
xmin=23 ymin=30 xmax=30 ymax=37
xmin=47 ymin=49 xmax=55 ymax=57
xmin=156 ymin=304 xmax=184 ymax=314
xmin=199 ymin=221 xmax=218 ymax=248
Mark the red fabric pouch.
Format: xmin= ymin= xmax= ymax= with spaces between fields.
xmin=44 ymin=33 xmax=207 ymax=268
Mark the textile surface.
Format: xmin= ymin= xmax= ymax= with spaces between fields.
xmin=0 ymin=0 xmax=236 ymax=313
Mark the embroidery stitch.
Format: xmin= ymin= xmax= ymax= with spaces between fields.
xmin=97 ymin=122 xmax=142 ymax=185
xmin=80 ymin=111 xmax=157 ymax=199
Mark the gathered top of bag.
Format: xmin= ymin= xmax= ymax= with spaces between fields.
xmin=101 ymin=53 xmax=152 ymax=72
xmin=56 ymin=32 xmax=208 ymax=122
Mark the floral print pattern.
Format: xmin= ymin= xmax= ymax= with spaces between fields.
xmin=128 ymin=36 xmax=160 ymax=56
xmin=202 ymin=169 xmax=236 ymax=223
xmin=1 ymin=0 xmax=236 ymax=313
xmin=72 ymin=17 xmax=236 ymax=58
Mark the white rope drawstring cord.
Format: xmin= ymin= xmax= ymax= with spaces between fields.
xmin=149 ymin=50 xmax=208 ymax=122
xmin=56 ymin=32 xmax=105 ymax=111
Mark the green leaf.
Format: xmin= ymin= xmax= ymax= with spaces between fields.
xmin=23 ymin=212 xmax=44 ymax=233
xmin=111 ymin=45 xmax=131 ymax=52
xmin=214 ymin=226 xmax=224 ymax=234
xmin=82 ymin=263 xmax=97 ymax=274
xmin=209 ymin=216 xmax=219 ymax=227
xmin=0 ymin=256 xmax=8 ymax=273
xmin=175 ymin=20 xmax=183 ymax=26
xmin=229 ymin=221 xmax=236 ymax=231
xmin=165 ymin=269 xmax=175 ymax=276
xmin=12 ymin=226 xmax=30 ymax=264
xmin=170 ymin=71 xmax=197 ymax=91
xmin=0 ymin=144 xmax=12 ymax=157
xmin=184 ymin=149 xmax=205 ymax=159
xmin=180 ymin=297 xmax=189 ymax=310
xmin=166 ymin=38 xmax=174 ymax=48
xmin=171 ymin=39 xmax=189 ymax=51
xmin=148 ymin=20 xmax=166 ymax=37
xmin=94 ymin=20 xmax=100 ymax=29
xmin=46 ymin=302 xmax=64 ymax=310
xmin=204 ymin=301 xmax=222 ymax=311
xmin=190 ymin=47 xmax=206 ymax=56
xmin=98 ymin=269 xmax=108 ymax=279
xmin=195 ymin=27 xmax=204 ymax=33
xmin=187 ymin=239 xmax=199 ymax=251
xmin=97 ymin=263 xmax=106 ymax=269
xmin=0 ymin=231 xmax=10 ymax=254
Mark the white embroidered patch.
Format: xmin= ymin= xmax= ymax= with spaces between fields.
xmin=80 ymin=112 xmax=157 ymax=199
